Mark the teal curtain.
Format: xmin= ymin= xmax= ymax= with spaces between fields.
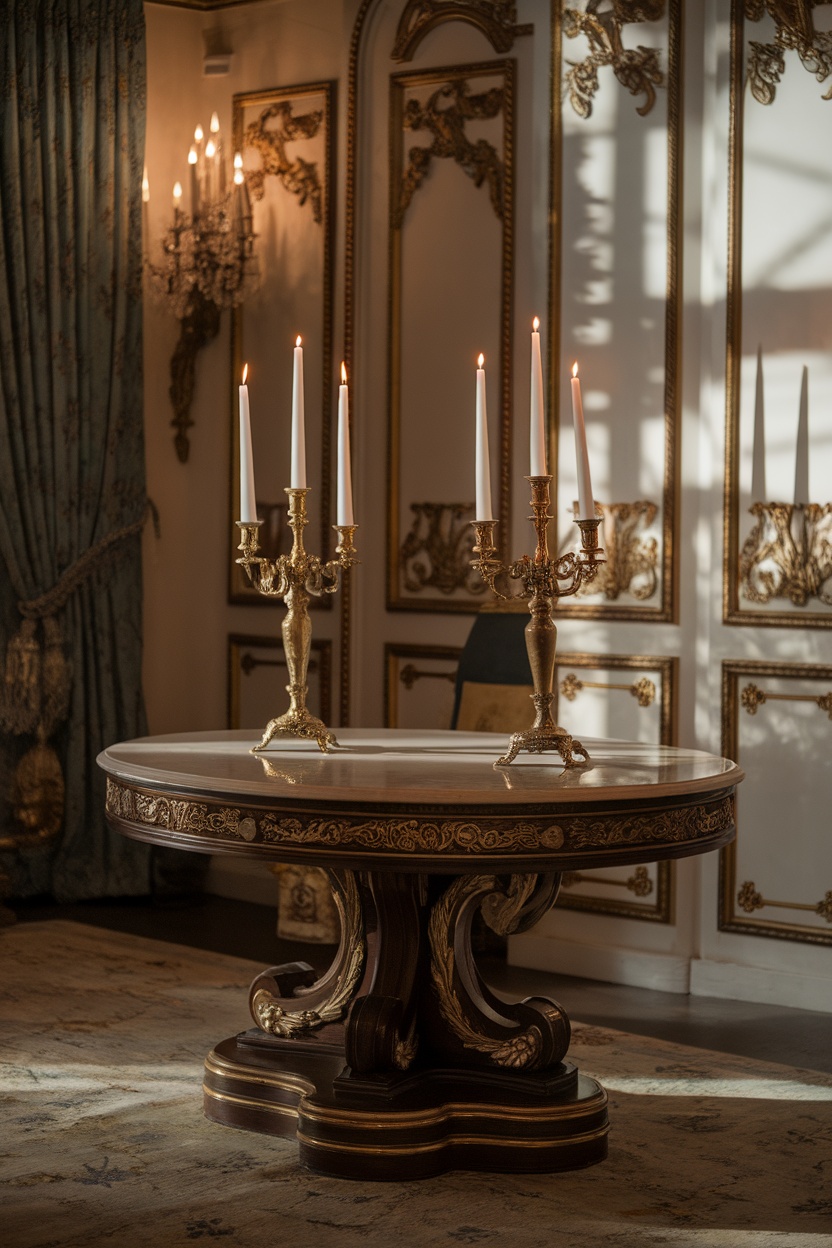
xmin=0 ymin=0 xmax=152 ymax=900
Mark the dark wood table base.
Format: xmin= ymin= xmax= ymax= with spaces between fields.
xmin=204 ymin=1037 xmax=608 ymax=1180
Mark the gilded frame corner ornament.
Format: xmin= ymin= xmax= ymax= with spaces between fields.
xmin=554 ymin=2 xmax=681 ymax=625
xmin=387 ymin=60 xmax=516 ymax=615
xmin=391 ymin=0 xmax=533 ymax=64
xmin=723 ymin=5 xmax=832 ymax=629
xmin=553 ymin=651 xmax=678 ymax=923
xmin=228 ymin=80 xmax=336 ymax=608
xmin=720 ymin=658 xmax=832 ymax=945
xmin=563 ymin=0 xmax=668 ymax=120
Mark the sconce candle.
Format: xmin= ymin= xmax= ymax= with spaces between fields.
xmin=751 ymin=345 xmax=766 ymax=501
xmin=239 ymin=364 xmax=257 ymax=524
xmin=172 ymin=181 xmax=182 ymax=212
xmin=530 ymin=317 xmax=547 ymax=476
xmin=188 ymin=145 xmax=199 ymax=216
xmin=337 ymin=362 xmax=354 ymax=526
xmin=794 ymin=365 xmax=810 ymax=506
xmin=570 ymin=363 xmax=596 ymax=521
xmin=475 ymin=352 xmax=494 ymax=520
xmin=291 ymin=335 xmax=307 ymax=489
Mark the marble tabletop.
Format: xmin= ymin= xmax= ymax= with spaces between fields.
xmin=99 ymin=728 xmax=743 ymax=809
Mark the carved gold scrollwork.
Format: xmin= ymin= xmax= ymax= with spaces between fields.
xmin=741 ymin=681 xmax=832 ymax=719
xmin=563 ymin=0 xmax=667 ymax=119
xmin=394 ymin=79 xmax=506 ymax=228
xmin=392 ymin=0 xmax=532 ymax=62
xmin=560 ymin=671 xmax=656 ymax=707
xmin=244 ymin=101 xmax=325 ymax=219
xmin=250 ymin=871 xmax=365 ymax=1037
xmin=574 ymin=501 xmax=659 ymax=601
xmin=738 ymin=878 xmax=832 ymax=923
xmin=739 ymin=503 xmax=832 ymax=607
xmin=429 ymin=874 xmax=569 ymax=1069
xmin=400 ymin=503 xmax=487 ymax=596
xmin=745 ymin=0 xmax=832 ymax=104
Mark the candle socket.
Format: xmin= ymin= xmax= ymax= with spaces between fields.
xmin=235 ymin=490 xmax=359 ymax=754
xmin=470 ymin=476 xmax=606 ymax=768
xmin=741 ymin=500 xmax=832 ymax=608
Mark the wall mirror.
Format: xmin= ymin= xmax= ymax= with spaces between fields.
xmin=724 ymin=3 xmax=832 ymax=627
xmin=229 ymin=81 xmax=335 ymax=604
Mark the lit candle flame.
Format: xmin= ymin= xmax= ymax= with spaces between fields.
xmin=205 ymin=139 xmax=216 ymax=160
xmin=234 ymin=169 xmax=244 ymax=186
xmin=533 ymin=316 xmax=540 ymax=332
xmin=234 ymin=152 xmax=243 ymax=169
xmin=242 ymin=363 xmax=248 ymax=385
xmin=296 ymin=335 xmax=302 ymax=348
xmin=188 ymin=146 xmax=197 ymax=165
xmin=341 ymin=361 xmax=347 ymax=385
xmin=142 ymin=168 xmax=149 ymax=202
xmin=194 ymin=124 xmax=203 ymax=143
xmin=572 ymin=362 xmax=578 ymax=378
xmin=477 ymin=353 xmax=484 ymax=368
xmin=210 ymin=111 xmax=220 ymax=133
xmin=173 ymin=181 xmax=182 ymax=201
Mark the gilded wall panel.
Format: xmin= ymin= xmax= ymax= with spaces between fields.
xmin=388 ymin=61 xmax=515 ymax=613
xmin=228 ymin=633 xmax=332 ymax=731
xmin=554 ymin=2 xmax=681 ymax=622
xmin=229 ymin=82 xmax=335 ymax=605
xmin=724 ymin=3 xmax=832 ymax=627
xmin=553 ymin=651 xmax=678 ymax=922
xmin=384 ymin=643 xmax=463 ymax=729
xmin=720 ymin=659 xmax=832 ymax=944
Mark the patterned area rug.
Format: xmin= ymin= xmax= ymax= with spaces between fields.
xmin=1 ymin=921 xmax=830 ymax=1248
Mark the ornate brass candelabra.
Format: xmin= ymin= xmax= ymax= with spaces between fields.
xmin=471 ymin=476 xmax=605 ymax=767
xmin=236 ymin=488 xmax=358 ymax=752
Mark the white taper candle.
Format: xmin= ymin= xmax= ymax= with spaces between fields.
xmin=475 ymin=353 xmax=493 ymax=520
xmin=530 ymin=317 xmax=547 ymax=476
xmin=291 ymin=335 xmax=306 ymax=489
xmin=337 ymin=362 xmax=354 ymax=525
xmin=794 ymin=365 xmax=810 ymax=506
xmin=570 ymin=363 xmax=595 ymax=521
xmin=239 ymin=364 xmax=257 ymax=523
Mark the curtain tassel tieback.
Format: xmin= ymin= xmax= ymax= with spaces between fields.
xmin=0 ymin=502 xmax=159 ymax=848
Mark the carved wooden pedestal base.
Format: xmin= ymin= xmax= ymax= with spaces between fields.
xmin=202 ymin=869 xmax=609 ymax=1179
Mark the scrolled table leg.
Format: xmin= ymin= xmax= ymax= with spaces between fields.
xmin=426 ymin=873 xmax=571 ymax=1071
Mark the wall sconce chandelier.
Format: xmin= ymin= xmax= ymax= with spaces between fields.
xmin=145 ymin=113 xmax=259 ymax=462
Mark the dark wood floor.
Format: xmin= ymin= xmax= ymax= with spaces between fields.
xmin=11 ymin=892 xmax=832 ymax=1074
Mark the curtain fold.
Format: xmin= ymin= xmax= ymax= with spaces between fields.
xmin=0 ymin=0 xmax=151 ymax=900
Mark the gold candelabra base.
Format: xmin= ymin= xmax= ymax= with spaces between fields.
xmin=471 ymin=476 xmax=605 ymax=768
xmin=236 ymin=490 xmax=358 ymax=755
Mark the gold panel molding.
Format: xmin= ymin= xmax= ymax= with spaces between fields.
xmin=720 ymin=658 xmax=832 ymax=945
xmin=563 ymin=0 xmax=667 ymax=119
xmin=229 ymin=81 xmax=335 ymax=608
xmin=555 ymin=2 xmax=681 ymax=624
xmin=392 ymin=0 xmax=533 ymax=62
xmin=388 ymin=60 xmax=515 ymax=613
xmin=554 ymin=651 xmax=678 ymax=923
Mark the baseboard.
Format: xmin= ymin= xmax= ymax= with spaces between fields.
xmin=690 ymin=958 xmax=832 ymax=1014
xmin=508 ymin=932 xmax=691 ymax=994
xmin=204 ymin=855 xmax=277 ymax=908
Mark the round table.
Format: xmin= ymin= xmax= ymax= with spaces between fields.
xmin=98 ymin=728 xmax=742 ymax=1180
